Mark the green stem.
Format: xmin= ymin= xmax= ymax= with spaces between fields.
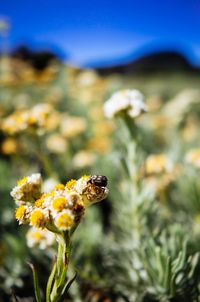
xmin=49 ymin=233 xmax=71 ymax=302
xmin=122 ymin=114 xmax=138 ymax=142
xmin=56 ymin=238 xmax=64 ymax=277
xmin=46 ymin=259 xmax=57 ymax=302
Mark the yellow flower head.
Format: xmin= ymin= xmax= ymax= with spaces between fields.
xmin=30 ymin=210 xmax=46 ymax=228
xmin=66 ymin=179 xmax=76 ymax=190
xmin=55 ymin=210 xmax=74 ymax=231
xmin=52 ymin=197 xmax=68 ymax=211
xmin=1 ymin=138 xmax=18 ymax=155
xmin=15 ymin=205 xmax=28 ymax=224
xmin=42 ymin=191 xmax=55 ymax=199
xmin=54 ymin=184 xmax=65 ymax=191
xmin=81 ymin=175 xmax=91 ymax=180
xmin=17 ymin=176 xmax=28 ymax=186
xmin=145 ymin=154 xmax=173 ymax=175
xmin=27 ymin=115 xmax=37 ymax=126
xmin=35 ymin=198 xmax=44 ymax=208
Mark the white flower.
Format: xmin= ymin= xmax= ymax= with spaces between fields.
xmin=11 ymin=173 xmax=42 ymax=204
xmin=104 ymin=89 xmax=147 ymax=119
xmin=26 ymin=227 xmax=55 ymax=249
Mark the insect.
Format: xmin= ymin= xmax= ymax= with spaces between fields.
xmin=87 ymin=175 xmax=108 ymax=187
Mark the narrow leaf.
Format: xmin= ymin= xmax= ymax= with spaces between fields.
xmin=27 ymin=262 xmax=42 ymax=302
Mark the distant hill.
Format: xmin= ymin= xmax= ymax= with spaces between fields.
xmin=11 ymin=46 xmax=61 ymax=70
xmin=2 ymin=45 xmax=200 ymax=75
xmin=95 ymin=50 xmax=200 ymax=75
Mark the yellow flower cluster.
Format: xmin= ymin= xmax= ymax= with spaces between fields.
xmin=11 ymin=173 xmax=42 ymax=204
xmin=143 ymin=154 xmax=180 ymax=196
xmin=145 ymin=154 xmax=173 ymax=175
xmin=1 ymin=103 xmax=60 ymax=135
xmin=11 ymin=174 xmax=109 ymax=234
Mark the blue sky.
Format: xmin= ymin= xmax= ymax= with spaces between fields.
xmin=0 ymin=0 xmax=200 ymax=67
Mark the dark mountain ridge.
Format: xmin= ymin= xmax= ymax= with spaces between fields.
xmin=95 ymin=50 xmax=200 ymax=75
xmin=1 ymin=45 xmax=200 ymax=74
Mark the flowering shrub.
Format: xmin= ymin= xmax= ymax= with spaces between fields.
xmin=11 ymin=173 xmax=108 ymax=301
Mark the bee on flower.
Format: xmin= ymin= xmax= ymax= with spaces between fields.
xmin=103 ymin=89 xmax=148 ymax=119
xmin=11 ymin=173 xmax=109 ymax=235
